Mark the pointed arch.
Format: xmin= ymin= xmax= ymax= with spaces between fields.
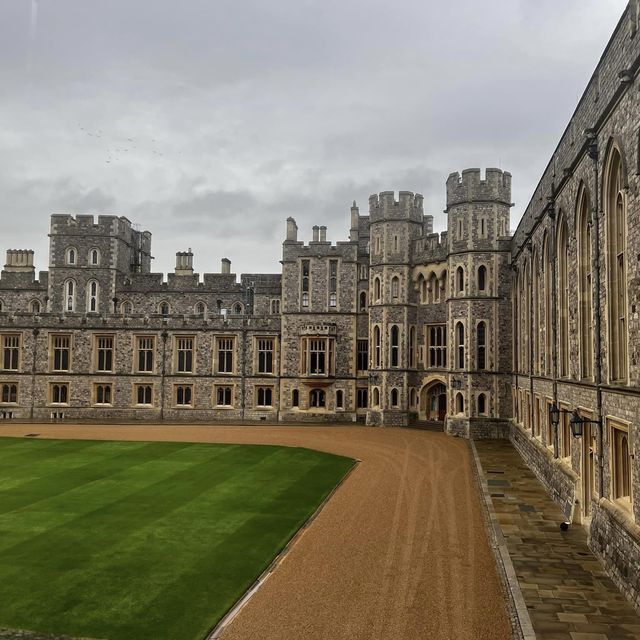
xmin=576 ymin=183 xmax=593 ymax=379
xmin=556 ymin=212 xmax=569 ymax=377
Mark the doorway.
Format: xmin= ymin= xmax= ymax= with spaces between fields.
xmin=420 ymin=382 xmax=447 ymax=422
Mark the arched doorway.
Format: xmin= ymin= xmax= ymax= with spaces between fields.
xmin=420 ymin=382 xmax=447 ymax=422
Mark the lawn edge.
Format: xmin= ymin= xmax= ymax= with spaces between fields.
xmin=205 ymin=457 xmax=360 ymax=640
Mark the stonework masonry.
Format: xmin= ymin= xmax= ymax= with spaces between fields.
xmin=0 ymin=0 xmax=639 ymax=617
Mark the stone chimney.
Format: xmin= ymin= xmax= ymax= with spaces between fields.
xmin=285 ymin=217 xmax=298 ymax=243
xmin=4 ymin=250 xmax=35 ymax=273
xmin=312 ymin=225 xmax=319 ymax=242
xmin=175 ymin=249 xmax=194 ymax=275
xmin=221 ymin=258 xmax=231 ymax=274
xmin=319 ymin=225 xmax=327 ymax=242
xmin=350 ymin=201 xmax=359 ymax=242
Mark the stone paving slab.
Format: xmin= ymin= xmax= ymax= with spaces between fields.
xmin=475 ymin=439 xmax=640 ymax=640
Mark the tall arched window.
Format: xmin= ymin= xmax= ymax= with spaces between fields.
xmin=390 ymin=388 xmax=399 ymax=407
xmin=391 ymin=276 xmax=399 ymax=300
xmin=374 ymin=277 xmax=381 ymax=302
xmin=64 ymin=279 xmax=76 ymax=312
xmin=372 ymin=387 xmax=380 ymax=407
xmin=532 ymin=250 xmax=540 ymax=374
xmin=390 ymin=325 xmax=400 ymax=367
xmin=359 ymin=291 xmax=367 ymax=311
xmin=292 ymin=389 xmax=299 ymax=407
xmin=121 ymin=301 xmax=133 ymax=316
xmin=477 ymin=321 xmax=486 ymax=370
xmin=456 ymin=266 xmax=464 ymax=293
xmin=557 ymin=214 xmax=569 ymax=377
xmin=159 ymin=301 xmax=170 ymax=316
xmin=605 ymin=146 xmax=628 ymax=382
xmin=89 ymin=248 xmax=100 ymax=266
xmin=373 ymin=325 xmax=381 ymax=367
xmin=478 ymin=393 xmax=487 ymax=415
xmin=195 ymin=302 xmax=206 ymax=316
xmin=455 ymin=392 xmax=464 ymax=414
xmin=408 ymin=326 xmax=416 ymax=368
xmin=477 ymin=265 xmax=486 ymax=292
xmin=87 ymin=280 xmax=99 ymax=313
xmin=429 ymin=273 xmax=439 ymax=303
xmin=455 ymin=321 xmax=465 ymax=369
xmin=65 ymin=247 xmax=77 ymax=266
xmin=543 ymin=233 xmax=552 ymax=375
xmin=577 ymin=185 xmax=593 ymax=379
xmin=30 ymin=299 xmax=41 ymax=314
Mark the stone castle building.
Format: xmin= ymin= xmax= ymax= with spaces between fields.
xmin=0 ymin=0 xmax=639 ymax=616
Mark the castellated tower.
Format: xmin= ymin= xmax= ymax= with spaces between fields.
xmin=366 ymin=191 xmax=424 ymax=426
xmin=445 ymin=168 xmax=513 ymax=438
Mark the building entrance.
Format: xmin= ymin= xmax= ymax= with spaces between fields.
xmin=420 ymin=382 xmax=447 ymax=422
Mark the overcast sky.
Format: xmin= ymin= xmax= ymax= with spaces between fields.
xmin=0 ymin=0 xmax=628 ymax=276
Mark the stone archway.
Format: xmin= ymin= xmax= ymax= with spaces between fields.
xmin=419 ymin=380 xmax=447 ymax=422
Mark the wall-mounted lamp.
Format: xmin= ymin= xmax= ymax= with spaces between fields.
xmin=569 ymin=410 xmax=601 ymax=439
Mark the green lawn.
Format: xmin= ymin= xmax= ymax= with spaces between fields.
xmin=0 ymin=437 xmax=354 ymax=640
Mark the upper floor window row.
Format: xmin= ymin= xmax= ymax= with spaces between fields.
xmin=64 ymin=247 xmax=101 ymax=266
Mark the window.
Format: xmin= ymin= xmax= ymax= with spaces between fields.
xmin=543 ymin=233 xmax=552 ymax=375
xmin=121 ymin=301 xmax=133 ymax=316
xmin=456 ymin=267 xmax=464 ymax=293
xmin=257 ymin=338 xmax=274 ymax=374
xmin=215 ymin=386 xmax=233 ymax=407
xmin=175 ymin=336 xmax=194 ymax=373
xmin=409 ymin=326 xmax=416 ymax=368
xmin=457 ymin=219 xmax=463 ymax=240
xmin=428 ymin=273 xmax=440 ymax=303
xmin=159 ymin=301 xmax=170 ymax=316
xmin=136 ymin=336 xmax=154 ymax=373
xmin=195 ymin=302 xmax=206 ymax=316
xmin=390 ymin=388 xmax=399 ymax=407
xmin=357 ymin=388 xmax=368 ymax=409
xmin=135 ymin=384 xmax=153 ymax=405
xmin=94 ymin=383 xmax=113 ymax=405
xmin=270 ymin=299 xmax=280 ymax=314
xmin=357 ymin=339 xmax=368 ymax=372
xmin=1 ymin=383 xmax=17 ymax=404
xmin=359 ymin=264 xmax=368 ymax=280
xmin=1 ymin=334 xmax=20 ymax=371
xmin=477 ymin=321 xmax=486 ymax=370
xmin=372 ymin=387 xmax=380 ymax=407
xmin=359 ymin=291 xmax=367 ymax=311
xmin=477 ymin=265 xmax=486 ymax=292
xmin=216 ymin=337 xmax=234 ymax=373
xmin=478 ymin=393 xmax=487 ymax=415
xmin=86 ymin=280 xmax=99 ymax=313
xmin=30 ymin=300 xmax=41 ymax=314
xmin=391 ymin=276 xmax=400 ymax=300
xmin=256 ymin=386 xmax=273 ymax=407
xmin=65 ymin=247 xmax=77 ymax=265
xmin=455 ymin=322 xmax=465 ymax=369
xmin=577 ymin=186 xmax=593 ymax=379
xmin=559 ymin=405 xmax=571 ymax=459
xmin=233 ymin=303 xmax=243 ymax=315
xmin=455 ymin=392 xmax=464 ymax=414
xmin=610 ymin=421 xmax=631 ymax=505
xmin=427 ymin=325 xmax=447 ymax=368
xmin=174 ymin=384 xmax=193 ymax=406
xmin=64 ymin=279 xmax=76 ymax=312
xmin=390 ymin=325 xmax=400 ymax=367
xmin=301 ymin=337 xmax=334 ymax=376
xmin=329 ymin=260 xmax=338 ymax=308
xmin=95 ymin=335 xmax=114 ymax=372
xmin=373 ymin=326 xmax=381 ymax=367
xmin=394 ymin=235 xmax=399 ymax=251
xmin=50 ymin=383 xmax=69 ymax=405
xmin=89 ymin=248 xmax=100 ymax=265
xmin=292 ymin=389 xmax=299 ymax=407
xmin=301 ymin=259 xmax=310 ymax=308
xmin=51 ymin=334 xmax=71 ymax=371
xmin=605 ymin=147 xmax=628 ymax=382
xmin=557 ymin=213 xmax=569 ymax=377
xmin=374 ymin=277 xmax=381 ymax=302
xmin=479 ymin=217 xmax=487 ymax=238
xmin=335 ymin=390 xmax=344 ymax=409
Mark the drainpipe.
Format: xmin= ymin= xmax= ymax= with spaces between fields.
xmin=160 ymin=329 xmax=168 ymax=421
xmin=29 ymin=328 xmax=39 ymax=420
xmin=549 ymin=197 xmax=560 ymax=459
xmin=586 ymin=130 xmax=605 ymax=500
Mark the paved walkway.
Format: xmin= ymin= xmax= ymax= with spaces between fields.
xmin=475 ymin=439 xmax=640 ymax=640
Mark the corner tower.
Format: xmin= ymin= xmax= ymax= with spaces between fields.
xmin=445 ymin=168 xmax=513 ymax=437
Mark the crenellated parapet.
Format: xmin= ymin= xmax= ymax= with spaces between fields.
xmin=446 ymin=168 xmax=511 ymax=208
xmin=369 ymin=190 xmax=424 ymax=223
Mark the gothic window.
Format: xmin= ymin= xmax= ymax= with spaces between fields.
xmin=270 ymin=299 xmax=280 ymax=314
xmin=390 ymin=388 xmax=399 ymax=407
xmin=309 ymin=389 xmax=325 ymax=408
xmin=215 ymin=386 xmax=233 ymax=407
xmin=335 ymin=390 xmax=344 ymax=409
xmin=455 ymin=392 xmax=464 ymax=414
xmin=195 ymin=302 xmax=206 ymax=316
xmin=136 ymin=336 xmax=154 ymax=373
xmin=427 ymin=325 xmax=446 ymax=368
xmin=291 ymin=389 xmax=299 ymax=407
xmin=374 ymin=277 xmax=381 ymax=302
xmin=577 ymin=186 xmax=594 ymax=379
xmin=610 ymin=421 xmax=631 ymax=505
xmin=357 ymin=339 xmax=368 ymax=372
xmin=477 ymin=321 xmax=487 ymax=370
xmin=233 ymin=302 xmax=243 ymax=315
xmin=94 ymin=383 xmax=113 ymax=405
xmin=359 ymin=291 xmax=367 ymax=311
xmin=94 ymin=335 xmax=114 ymax=372
xmin=477 ymin=265 xmax=486 ymax=292
xmin=136 ymin=384 xmax=153 ymax=405
xmin=256 ymin=337 xmax=274 ymax=374
xmin=65 ymin=247 xmax=77 ymax=266
xmin=329 ymin=260 xmax=338 ymax=308
xmin=391 ymin=276 xmax=400 ymax=300
xmin=532 ymin=250 xmax=540 ymax=374
xmin=1 ymin=334 xmax=20 ymax=371
xmin=87 ymin=280 xmax=99 ymax=313
xmin=89 ymin=248 xmax=100 ymax=266
xmin=478 ymin=393 xmax=487 ymax=415
xmin=456 ymin=267 xmax=464 ymax=293
xmin=174 ymin=384 xmax=193 ymax=406
xmin=390 ymin=325 xmax=400 ymax=367
xmin=455 ymin=322 xmax=465 ymax=369
xmin=357 ymin=388 xmax=368 ymax=409
xmin=605 ymin=146 xmax=628 ymax=382
xmin=409 ymin=388 xmax=416 ymax=408
xmin=30 ymin=300 xmax=41 ymax=314
xmin=429 ymin=273 xmax=439 ymax=303
xmin=301 ymin=259 xmax=310 ymax=308
xmin=121 ymin=301 xmax=133 ymax=316
xmin=408 ymin=326 xmax=416 ymax=368
xmin=373 ymin=325 xmax=381 ymax=367
xmin=159 ymin=301 xmax=170 ymax=316
xmin=216 ymin=337 xmax=234 ymax=374
xmin=543 ymin=233 xmax=552 ymax=375
xmin=557 ymin=214 xmax=569 ymax=377
xmin=50 ymin=382 xmax=69 ymax=405
xmin=64 ymin=279 xmax=76 ymax=312
xmin=51 ymin=334 xmax=71 ymax=371
xmin=175 ymin=336 xmax=195 ymax=373
xmin=0 ymin=383 xmax=17 ymax=404
xmin=372 ymin=387 xmax=380 ymax=407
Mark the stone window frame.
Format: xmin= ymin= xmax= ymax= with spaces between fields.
xmin=194 ymin=301 xmax=207 ymax=317
xmin=608 ymin=417 xmax=633 ymax=513
xmin=133 ymin=383 xmax=154 ymax=407
xmin=49 ymin=333 xmax=73 ymax=372
xmin=477 ymin=392 xmax=488 ymax=416
xmin=291 ymin=388 xmax=299 ymax=408
xmin=477 ymin=264 xmax=487 ymax=293
xmin=328 ymin=259 xmax=339 ymax=309
xmin=29 ymin=299 xmax=41 ymax=314
xmin=158 ymin=301 xmax=171 ymax=316
xmin=454 ymin=321 xmax=465 ymax=370
xmin=120 ymin=300 xmax=133 ymax=316
xmin=356 ymin=387 xmax=368 ymax=409
xmin=371 ymin=386 xmax=380 ymax=408
xmin=64 ymin=278 xmax=76 ymax=312
xmin=390 ymin=276 xmax=400 ymax=301
xmin=301 ymin=259 xmax=311 ymax=309
xmin=576 ymin=183 xmax=594 ymax=381
xmin=270 ymin=299 xmax=280 ymax=314
xmin=173 ymin=384 xmax=194 ymax=408
xmin=454 ymin=392 xmax=465 ymax=416
xmin=174 ymin=335 xmax=196 ymax=374
xmin=214 ymin=335 xmax=235 ymax=375
xmin=0 ymin=382 xmax=18 ymax=405
xmin=65 ymin=246 xmax=78 ymax=266
xmin=88 ymin=248 xmax=101 ymax=266
xmin=558 ymin=401 xmax=572 ymax=460
xmin=134 ymin=335 xmax=156 ymax=374
xmin=389 ymin=325 xmax=400 ymax=368
xmin=93 ymin=383 xmax=113 ymax=406
xmin=256 ymin=385 xmax=275 ymax=408
xmin=49 ymin=382 xmax=70 ymax=405
xmin=1 ymin=333 xmax=22 ymax=372
xmin=93 ymin=334 xmax=115 ymax=373
xmin=390 ymin=388 xmax=399 ymax=408
xmin=214 ymin=384 xmax=235 ymax=408
xmin=456 ymin=266 xmax=464 ymax=294
xmin=476 ymin=320 xmax=488 ymax=371
xmin=300 ymin=336 xmax=335 ymax=377
xmin=335 ymin=389 xmax=344 ymax=410
xmin=426 ymin=324 xmax=447 ymax=369
xmin=556 ymin=211 xmax=570 ymax=378
xmin=254 ymin=336 xmax=276 ymax=376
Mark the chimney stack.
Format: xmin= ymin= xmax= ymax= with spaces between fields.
xmin=319 ymin=226 xmax=327 ymax=242
xmin=350 ymin=201 xmax=359 ymax=241
xmin=285 ymin=217 xmax=298 ymax=243
xmin=312 ymin=225 xmax=319 ymax=242
xmin=221 ymin=258 xmax=231 ymax=274
xmin=175 ymin=249 xmax=194 ymax=275
xmin=4 ymin=250 xmax=35 ymax=273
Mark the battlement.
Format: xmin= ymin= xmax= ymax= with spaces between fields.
xmin=369 ymin=190 xmax=424 ymax=223
xmin=49 ymin=214 xmax=147 ymax=239
xmin=446 ymin=168 xmax=511 ymax=208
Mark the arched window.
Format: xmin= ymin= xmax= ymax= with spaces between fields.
xmin=292 ymin=389 xmax=299 ymax=407
xmin=477 ymin=321 xmax=486 ymax=370
xmin=391 ymin=276 xmax=400 ymax=300
xmin=87 ymin=280 xmax=99 ymax=313
xmin=429 ymin=272 xmax=439 ymax=303
xmin=372 ymin=387 xmax=380 ymax=407
xmin=121 ymin=301 xmax=133 ymax=316
xmin=577 ymin=186 xmax=593 ymax=379
xmin=557 ymin=213 xmax=569 ymax=377
xmin=64 ymin=279 xmax=76 ymax=312
xmin=374 ymin=277 xmax=381 ymax=302
xmin=605 ymin=146 xmax=628 ymax=382
xmin=335 ymin=390 xmax=344 ymax=409
xmin=478 ymin=393 xmax=487 ymax=415
xmin=420 ymin=276 xmax=427 ymax=303
xmin=159 ymin=301 xmax=170 ymax=316
xmin=390 ymin=388 xmax=399 ymax=407
xmin=390 ymin=325 xmax=400 ymax=367
xmin=195 ymin=302 xmax=206 ymax=316
xmin=456 ymin=266 xmax=464 ymax=293
xmin=89 ymin=248 xmax=100 ymax=266
xmin=543 ymin=233 xmax=552 ymax=375
xmin=373 ymin=325 xmax=381 ymax=367
xmin=455 ymin=392 xmax=464 ymax=414
xmin=359 ymin=291 xmax=367 ymax=311
xmin=233 ymin=303 xmax=243 ymax=315
xmin=65 ymin=247 xmax=77 ymax=266
xmin=270 ymin=299 xmax=280 ymax=314
xmin=30 ymin=299 xmax=41 ymax=314
xmin=408 ymin=326 xmax=416 ymax=368
xmin=532 ymin=250 xmax=540 ymax=374
xmin=477 ymin=265 xmax=486 ymax=292
xmin=310 ymin=389 xmax=325 ymax=408
xmin=455 ymin=322 xmax=465 ymax=369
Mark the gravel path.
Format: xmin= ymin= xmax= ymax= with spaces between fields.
xmin=0 ymin=424 xmax=511 ymax=640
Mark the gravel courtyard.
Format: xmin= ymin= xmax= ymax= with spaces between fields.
xmin=0 ymin=424 xmax=511 ymax=640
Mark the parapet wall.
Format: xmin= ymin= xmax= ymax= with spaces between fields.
xmin=446 ymin=168 xmax=512 ymax=208
xmin=369 ymin=191 xmax=424 ymax=223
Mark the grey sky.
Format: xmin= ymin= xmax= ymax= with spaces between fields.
xmin=0 ymin=0 xmax=628 ymax=275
